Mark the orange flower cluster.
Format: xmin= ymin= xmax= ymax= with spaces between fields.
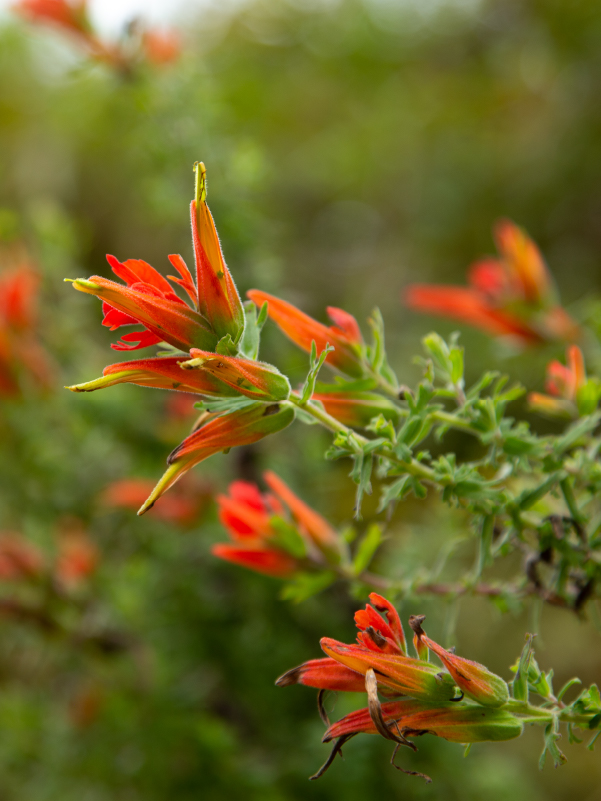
xmin=0 ymin=254 xmax=52 ymax=398
xmin=278 ymin=594 xmax=521 ymax=780
xmin=13 ymin=0 xmax=180 ymax=71
xmin=405 ymin=220 xmax=579 ymax=346
xmin=102 ymin=475 xmax=212 ymax=527
xmin=213 ymin=472 xmax=339 ymax=577
xmin=0 ymin=524 xmax=98 ymax=589
xmin=68 ymin=164 xmax=296 ymax=513
xmin=529 ymin=345 xmax=601 ymax=417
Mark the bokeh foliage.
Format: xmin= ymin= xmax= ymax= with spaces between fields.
xmin=0 ymin=0 xmax=600 ymax=798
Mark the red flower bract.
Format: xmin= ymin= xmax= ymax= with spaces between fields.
xmin=212 ymin=470 xmax=340 ymax=577
xmin=138 ymin=403 xmax=295 ymax=515
xmin=246 ymin=290 xmax=365 ymax=377
xmin=405 ymin=219 xmax=580 ymax=345
xmin=70 ymin=163 xmax=244 ymax=353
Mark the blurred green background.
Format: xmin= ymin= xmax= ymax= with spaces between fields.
xmin=0 ymin=0 xmax=600 ymax=798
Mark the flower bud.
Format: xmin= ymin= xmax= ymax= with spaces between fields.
xmin=183 ymin=350 xmax=290 ymax=401
xmin=320 ymin=637 xmax=457 ymax=705
xmin=409 ymin=615 xmax=509 ymax=708
xmin=323 ymin=698 xmax=523 ymax=744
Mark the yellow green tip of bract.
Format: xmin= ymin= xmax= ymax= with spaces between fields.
xmin=71 ymin=279 xmax=101 ymax=292
xmin=137 ymin=462 xmax=182 ymax=516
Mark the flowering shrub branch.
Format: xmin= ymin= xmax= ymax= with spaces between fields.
xmin=65 ymin=162 xmax=601 ymax=777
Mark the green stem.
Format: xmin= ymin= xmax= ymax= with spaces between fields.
xmin=431 ymin=410 xmax=477 ymax=435
xmin=288 ymin=396 xmax=435 ymax=481
xmin=560 ymin=477 xmax=586 ymax=524
xmin=369 ymin=370 xmax=400 ymax=398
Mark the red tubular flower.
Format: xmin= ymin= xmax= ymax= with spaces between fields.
xmin=528 ymin=345 xmax=598 ymax=417
xmin=320 ymin=637 xmax=455 ymax=705
xmin=546 ymin=345 xmax=585 ymax=400
xmin=409 ymin=615 xmax=508 ymax=707
xmin=263 ymin=470 xmax=339 ymax=553
xmin=70 ymin=164 xmax=244 ymax=353
xmin=323 ymin=698 xmax=523 ymax=744
xmin=404 ymin=285 xmax=542 ymax=343
xmin=191 ymin=162 xmax=245 ymax=343
xmin=276 ymin=657 xmax=368 ymax=692
xmin=138 ymin=403 xmax=295 ymax=515
xmin=0 ymin=259 xmax=52 ymax=397
xmin=13 ymin=0 xmax=123 ymax=66
xmin=277 ymin=595 xmax=522 ymax=780
xmin=217 ymin=479 xmax=275 ymax=539
xmin=66 ymin=356 xmax=238 ymax=396
xmin=102 ymin=475 xmax=211 ymax=526
xmin=71 ymin=257 xmax=218 ymax=353
xmin=182 ymin=349 xmax=290 ymax=401
xmin=211 ymin=545 xmax=297 ymax=578
xmin=13 ymin=0 xmax=91 ymax=36
xmin=213 ymin=479 xmax=298 ymax=577
xmin=354 ymin=592 xmax=408 ymax=655
xmin=141 ymin=29 xmax=180 ymax=65
xmin=0 ymin=534 xmax=45 ymax=580
xmin=405 ymin=219 xmax=579 ymax=345
xmin=55 ymin=532 xmax=99 ymax=587
xmin=213 ymin=470 xmax=341 ymax=577
xmin=246 ymin=290 xmax=365 ymax=378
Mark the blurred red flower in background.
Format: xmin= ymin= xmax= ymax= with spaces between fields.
xmin=102 ymin=475 xmax=212 ymax=527
xmin=213 ymin=470 xmax=340 ymax=577
xmin=405 ymin=220 xmax=579 ymax=345
xmin=0 ymin=253 xmax=52 ymax=397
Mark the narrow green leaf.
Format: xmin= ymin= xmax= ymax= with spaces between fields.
xmin=353 ymin=522 xmax=382 ymax=575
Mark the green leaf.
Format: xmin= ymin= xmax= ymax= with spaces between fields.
xmin=367 ymin=308 xmax=398 ymax=387
xmin=576 ymin=378 xmax=601 ymax=416
xmin=269 ymin=516 xmax=307 ymax=559
xmin=449 ymin=346 xmax=464 ymax=385
xmin=557 ymin=678 xmax=582 ymax=703
xmin=194 ymin=396 xmax=257 ymax=415
xmin=215 ymin=333 xmax=239 ymax=356
xmin=513 ymin=634 xmax=535 ymax=702
xmin=300 ymin=341 xmax=334 ymax=404
xmin=238 ymin=299 xmax=268 ymax=360
xmin=280 ymin=571 xmax=337 ymax=603
xmin=476 ymin=514 xmax=495 ymax=576
xmin=351 ymin=452 xmax=374 ymax=519
xmin=377 ymin=476 xmax=413 ymax=512
xmin=352 ymin=522 xmax=382 ymax=575
xmin=539 ymin=722 xmax=567 ymax=769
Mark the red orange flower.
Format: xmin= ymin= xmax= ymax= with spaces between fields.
xmin=69 ymin=166 xmax=303 ymax=511
xmin=405 ymin=220 xmax=579 ymax=345
xmin=213 ymin=470 xmax=340 ymax=577
xmin=138 ymin=403 xmax=295 ymax=515
xmin=67 ymin=356 xmax=238 ymax=396
xmin=0 ymin=255 xmax=52 ymax=397
xmin=13 ymin=0 xmax=91 ymax=37
xmin=55 ymin=532 xmax=98 ymax=588
xmin=70 ymin=164 xmax=243 ymax=354
xmin=409 ymin=615 xmax=508 ymax=707
xmin=182 ymin=350 xmax=290 ymax=401
xmin=141 ymin=29 xmax=180 ymax=65
xmin=0 ymin=534 xmax=45 ymax=581
xmin=278 ymin=594 xmax=520 ymax=780
xmin=529 ymin=345 xmax=600 ymax=417
xmin=246 ymin=290 xmax=365 ymax=377
xmin=13 ymin=0 xmax=123 ymax=66
xmin=322 ymin=698 xmax=523 ymax=745
xmin=102 ymin=475 xmax=212 ymax=527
